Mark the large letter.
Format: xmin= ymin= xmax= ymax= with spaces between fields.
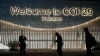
xmin=10 ymin=6 xmax=20 ymax=15
xmin=62 ymin=7 xmax=70 ymax=16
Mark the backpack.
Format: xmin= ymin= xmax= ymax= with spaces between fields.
xmin=91 ymin=36 xmax=96 ymax=47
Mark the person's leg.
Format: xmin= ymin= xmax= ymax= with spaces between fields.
xmin=57 ymin=50 xmax=60 ymax=56
xmin=57 ymin=45 xmax=59 ymax=56
xmin=61 ymin=45 xmax=63 ymax=56
xmin=86 ymin=47 xmax=89 ymax=56
xmin=57 ymin=46 xmax=62 ymax=56
xmin=23 ymin=49 xmax=25 ymax=56
xmin=87 ymin=47 xmax=92 ymax=56
xmin=20 ymin=49 xmax=22 ymax=56
xmin=59 ymin=45 xmax=62 ymax=56
xmin=89 ymin=48 xmax=95 ymax=56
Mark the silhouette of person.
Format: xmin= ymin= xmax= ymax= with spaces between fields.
xmin=19 ymin=35 xmax=27 ymax=56
xmin=84 ymin=27 xmax=96 ymax=56
xmin=55 ymin=32 xmax=63 ymax=56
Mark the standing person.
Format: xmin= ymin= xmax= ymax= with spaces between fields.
xmin=55 ymin=32 xmax=63 ymax=56
xmin=84 ymin=27 xmax=96 ymax=56
xmin=19 ymin=35 xmax=27 ymax=56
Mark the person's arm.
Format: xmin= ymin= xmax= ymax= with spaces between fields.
xmin=54 ymin=40 xmax=58 ymax=42
xmin=24 ymin=36 xmax=27 ymax=40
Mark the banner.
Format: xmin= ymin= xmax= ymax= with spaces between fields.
xmin=0 ymin=0 xmax=100 ymax=28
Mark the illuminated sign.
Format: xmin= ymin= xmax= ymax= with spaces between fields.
xmin=10 ymin=6 xmax=93 ymax=21
xmin=0 ymin=1 xmax=99 ymax=28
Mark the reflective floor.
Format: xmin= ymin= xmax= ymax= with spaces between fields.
xmin=0 ymin=49 xmax=100 ymax=56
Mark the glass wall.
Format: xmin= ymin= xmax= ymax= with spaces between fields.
xmin=0 ymin=18 xmax=100 ymax=50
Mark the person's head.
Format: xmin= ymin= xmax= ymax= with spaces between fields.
xmin=84 ymin=27 xmax=88 ymax=32
xmin=19 ymin=35 xmax=26 ymax=41
xmin=19 ymin=35 xmax=23 ymax=39
xmin=55 ymin=32 xmax=59 ymax=36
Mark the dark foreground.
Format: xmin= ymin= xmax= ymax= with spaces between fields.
xmin=0 ymin=49 xmax=100 ymax=56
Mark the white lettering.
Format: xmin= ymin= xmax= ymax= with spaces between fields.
xmin=10 ymin=6 xmax=93 ymax=16
xmin=42 ymin=16 xmax=63 ymax=21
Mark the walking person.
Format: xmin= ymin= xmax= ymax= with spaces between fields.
xmin=19 ymin=35 xmax=27 ymax=56
xmin=84 ymin=27 xmax=96 ymax=56
xmin=55 ymin=32 xmax=63 ymax=56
